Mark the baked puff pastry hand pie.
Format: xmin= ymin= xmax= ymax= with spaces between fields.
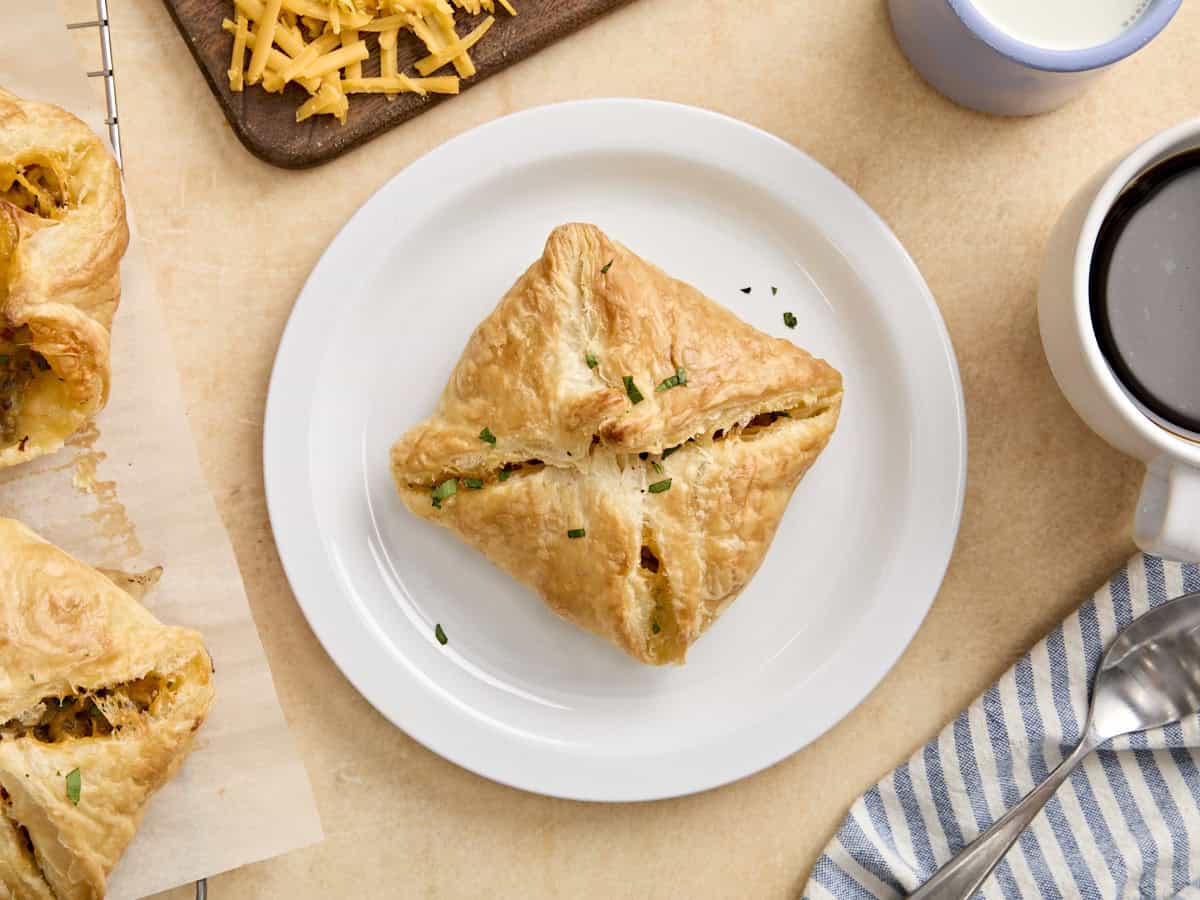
xmin=0 ymin=88 xmax=128 ymax=468
xmin=391 ymin=223 xmax=843 ymax=665
xmin=0 ymin=518 xmax=213 ymax=900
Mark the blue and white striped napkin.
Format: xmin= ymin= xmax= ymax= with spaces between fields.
xmin=805 ymin=555 xmax=1200 ymax=899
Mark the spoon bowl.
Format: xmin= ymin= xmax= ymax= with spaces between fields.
xmin=1089 ymin=591 xmax=1200 ymax=739
xmin=912 ymin=590 xmax=1200 ymax=899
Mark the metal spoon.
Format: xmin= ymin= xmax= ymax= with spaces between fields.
xmin=911 ymin=590 xmax=1200 ymax=899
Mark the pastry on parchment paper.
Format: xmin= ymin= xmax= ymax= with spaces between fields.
xmin=391 ymin=223 xmax=843 ymax=665
xmin=0 ymin=87 xmax=128 ymax=468
xmin=0 ymin=518 xmax=213 ymax=900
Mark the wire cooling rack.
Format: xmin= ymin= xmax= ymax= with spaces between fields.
xmin=65 ymin=3 xmax=203 ymax=898
xmin=66 ymin=0 xmax=121 ymax=168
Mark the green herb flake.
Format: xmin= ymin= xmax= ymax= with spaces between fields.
xmin=648 ymin=478 xmax=672 ymax=494
xmin=464 ymin=477 xmax=485 ymax=490
xmin=740 ymin=287 xmax=752 ymax=294
xmin=661 ymin=444 xmax=681 ymax=459
xmin=652 ymin=461 xmax=663 ymax=474
xmin=600 ymin=259 xmax=614 ymax=274
xmin=623 ymin=375 xmax=644 ymax=405
xmin=585 ymin=353 xmax=599 ymax=369
xmin=498 ymin=467 xmax=512 ymax=482
xmin=435 ymin=623 xmax=448 ymax=645
xmin=88 ymin=703 xmax=106 ymax=720
xmin=771 ymin=286 xmax=778 ymax=296
xmin=65 ymin=768 xmax=81 ymax=805
xmin=479 ymin=426 xmax=497 ymax=445
xmin=783 ymin=311 xmax=798 ymax=329
xmin=431 ymin=478 xmax=458 ymax=509
xmin=34 ymin=355 xmax=51 ymax=372
xmin=567 ymin=528 xmax=587 ymax=539
xmin=0 ymin=355 xmax=9 ymax=366
xmin=651 ymin=620 xmax=661 ymax=635
xmin=656 ymin=366 xmax=688 ymax=392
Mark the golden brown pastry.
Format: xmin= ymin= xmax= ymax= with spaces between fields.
xmin=0 ymin=518 xmax=213 ymax=900
xmin=0 ymin=87 xmax=128 ymax=468
xmin=391 ymin=223 xmax=843 ymax=665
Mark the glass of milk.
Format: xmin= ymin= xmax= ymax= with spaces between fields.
xmin=888 ymin=0 xmax=1182 ymax=115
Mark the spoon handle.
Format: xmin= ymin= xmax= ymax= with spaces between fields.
xmin=909 ymin=734 xmax=1097 ymax=899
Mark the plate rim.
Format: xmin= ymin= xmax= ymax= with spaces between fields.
xmin=263 ymin=98 xmax=967 ymax=802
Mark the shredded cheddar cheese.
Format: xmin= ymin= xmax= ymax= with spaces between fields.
xmin=245 ymin=0 xmax=283 ymax=84
xmin=226 ymin=0 xmax=517 ymax=124
xmin=414 ymin=15 xmax=491 ymax=76
xmin=341 ymin=28 xmax=364 ymax=78
xmin=228 ymin=14 xmax=250 ymax=90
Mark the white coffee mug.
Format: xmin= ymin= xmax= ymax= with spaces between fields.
xmin=1039 ymin=118 xmax=1200 ymax=562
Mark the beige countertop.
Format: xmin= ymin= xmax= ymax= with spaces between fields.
xmin=103 ymin=1 xmax=1197 ymax=896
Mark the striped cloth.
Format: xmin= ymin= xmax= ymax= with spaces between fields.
xmin=805 ymin=555 xmax=1200 ymax=899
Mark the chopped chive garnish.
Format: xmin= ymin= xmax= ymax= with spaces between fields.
xmin=601 ymin=259 xmax=614 ymax=274
xmin=567 ymin=528 xmax=586 ymax=539
xmin=623 ymin=375 xmax=644 ymax=405
xmin=651 ymin=620 xmax=661 ymax=635
xmin=652 ymin=461 xmax=663 ymax=474
xmin=464 ymin=477 xmax=484 ymax=490
xmin=431 ymin=478 xmax=457 ymax=508
xmin=435 ymin=623 xmax=448 ymax=645
xmin=740 ymin=287 xmax=752 ymax=294
xmin=656 ymin=367 xmax=687 ymax=392
xmin=648 ymin=478 xmax=672 ymax=494
xmin=783 ymin=312 xmax=797 ymax=329
xmin=771 ymin=286 xmax=778 ymax=296
xmin=777 ymin=411 xmax=791 ymax=418
xmin=498 ymin=467 xmax=512 ymax=482
xmin=479 ymin=426 xmax=497 ymax=445
xmin=586 ymin=353 xmax=599 ymax=369
xmin=65 ymin=768 xmax=81 ymax=805
xmin=661 ymin=444 xmax=681 ymax=459
xmin=0 ymin=355 xmax=8 ymax=366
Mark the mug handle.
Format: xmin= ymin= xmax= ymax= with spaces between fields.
xmin=1134 ymin=460 xmax=1200 ymax=562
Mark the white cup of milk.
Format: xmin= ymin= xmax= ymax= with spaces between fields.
xmin=888 ymin=0 xmax=1182 ymax=116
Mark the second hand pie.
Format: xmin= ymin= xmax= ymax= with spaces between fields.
xmin=0 ymin=518 xmax=213 ymax=900
xmin=391 ymin=223 xmax=843 ymax=665
xmin=0 ymin=87 xmax=128 ymax=468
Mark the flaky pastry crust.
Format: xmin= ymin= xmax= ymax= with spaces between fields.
xmin=391 ymin=224 xmax=843 ymax=665
xmin=0 ymin=519 xmax=213 ymax=900
xmin=0 ymin=87 xmax=128 ymax=468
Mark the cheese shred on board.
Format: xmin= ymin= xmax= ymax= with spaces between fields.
xmin=224 ymin=0 xmax=516 ymax=124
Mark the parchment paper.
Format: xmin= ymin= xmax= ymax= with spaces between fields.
xmin=0 ymin=5 xmax=324 ymax=897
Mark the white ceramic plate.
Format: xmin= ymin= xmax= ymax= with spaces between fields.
xmin=264 ymin=100 xmax=965 ymax=802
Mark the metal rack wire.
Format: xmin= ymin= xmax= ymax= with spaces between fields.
xmin=66 ymin=0 xmax=121 ymax=169
xmin=64 ymin=2 xmax=204 ymax=897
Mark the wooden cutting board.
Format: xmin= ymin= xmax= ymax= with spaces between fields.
xmin=161 ymin=1 xmax=634 ymax=168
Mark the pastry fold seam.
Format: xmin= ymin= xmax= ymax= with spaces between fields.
xmin=0 ymin=787 xmax=54 ymax=896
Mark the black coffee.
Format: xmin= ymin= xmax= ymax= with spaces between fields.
xmin=1091 ymin=148 xmax=1200 ymax=435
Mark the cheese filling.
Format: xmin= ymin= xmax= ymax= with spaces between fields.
xmin=0 ymin=674 xmax=168 ymax=743
xmin=0 ymin=327 xmax=54 ymax=446
xmin=0 ymin=155 xmax=70 ymax=220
